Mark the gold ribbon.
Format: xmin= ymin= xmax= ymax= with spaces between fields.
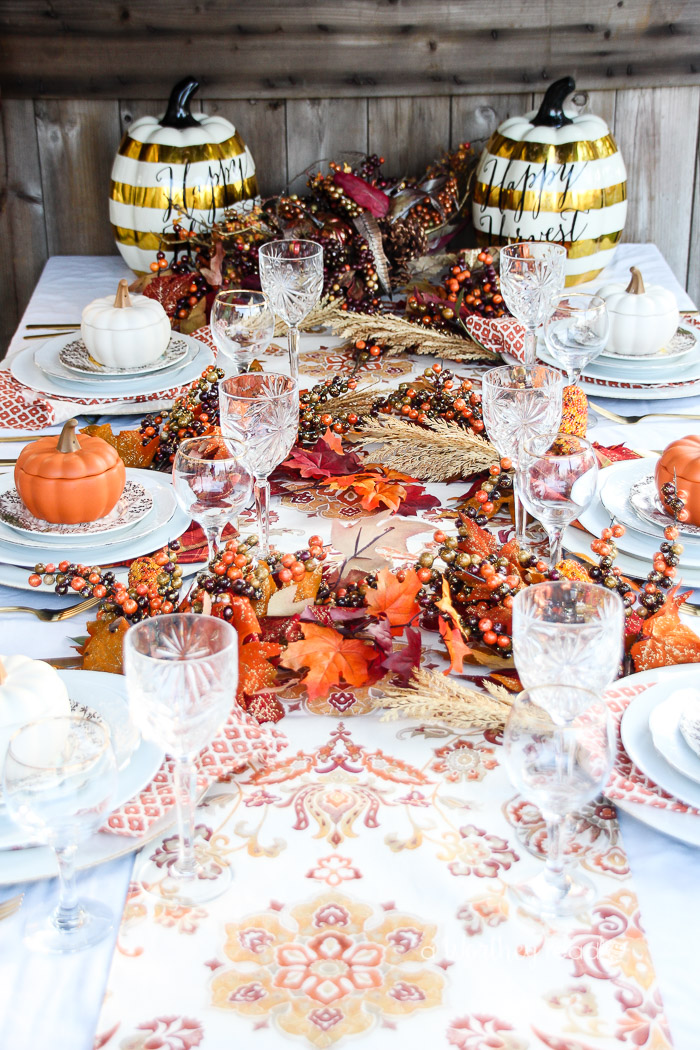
xmin=472 ymin=180 xmax=626 ymax=213
xmin=110 ymin=174 xmax=258 ymax=211
xmin=486 ymin=132 xmax=620 ymax=164
xmin=111 ymin=226 xmax=168 ymax=250
xmin=118 ymin=131 xmax=248 ymax=164
xmin=476 ymin=229 xmax=623 ymax=259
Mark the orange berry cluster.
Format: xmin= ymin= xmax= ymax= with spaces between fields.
xmin=462 ymin=457 xmax=515 ymax=526
xmin=588 ymin=517 xmax=684 ymax=618
xmin=370 ymin=363 xmax=485 ymax=433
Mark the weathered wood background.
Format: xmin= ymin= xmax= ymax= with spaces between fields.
xmin=1 ymin=0 xmax=700 ymax=352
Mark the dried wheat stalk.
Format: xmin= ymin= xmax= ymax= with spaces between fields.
xmin=274 ymin=299 xmax=339 ymax=338
xmin=330 ymin=383 xmax=383 ymax=417
xmin=375 ymin=666 xmax=513 ymax=731
xmin=359 ymin=415 xmax=496 ymax=481
xmin=325 ymin=310 xmax=498 ymax=362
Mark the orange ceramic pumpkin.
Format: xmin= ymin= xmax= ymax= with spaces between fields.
xmin=655 ymin=435 xmax=700 ymax=526
xmin=15 ymin=419 xmax=126 ymax=524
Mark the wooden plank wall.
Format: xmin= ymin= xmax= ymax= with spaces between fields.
xmin=2 ymin=0 xmax=700 ymax=352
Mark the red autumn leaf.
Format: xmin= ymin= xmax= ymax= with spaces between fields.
xmin=396 ymin=484 xmax=441 ymax=516
xmin=333 ymin=171 xmax=390 ymax=218
xmin=243 ymin=691 xmax=285 ymax=724
xmin=283 ymin=429 xmax=364 ymax=479
xmin=238 ymin=639 xmax=281 ymax=699
xmin=280 ymin=622 xmax=377 ymax=700
xmin=141 ymin=273 xmax=193 ymax=317
xmin=630 ymin=586 xmax=700 ymax=671
xmin=380 ymin=625 xmax=422 ymax=684
xmin=458 ymin=514 xmax=499 ymax=559
xmin=439 ymin=615 xmax=472 ymax=675
xmin=365 ymin=567 xmax=422 ymax=635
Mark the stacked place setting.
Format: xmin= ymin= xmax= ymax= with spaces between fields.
xmin=11 ymin=280 xmax=214 ymax=412
xmin=539 ymin=264 xmax=700 ymax=400
xmin=0 ymin=417 xmax=191 ymax=592
xmin=564 ymin=438 xmax=700 ymax=590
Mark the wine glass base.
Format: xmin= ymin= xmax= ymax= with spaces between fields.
xmin=136 ymin=848 xmax=232 ymax=907
xmin=509 ymin=869 xmax=596 ymax=920
xmin=24 ymin=899 xmax=113 ymax=953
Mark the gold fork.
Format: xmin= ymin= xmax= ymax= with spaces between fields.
xmin=590 ymin=401 xmax=700 ymax=426
xmin=0 ymin=894 xmax=24 ymax=922
xmin=0 ymin=594 xmax=101 ymax=622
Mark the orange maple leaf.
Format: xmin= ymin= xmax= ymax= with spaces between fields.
xmin=322 ymin=468 xmax=415 ymax=512
xmin=280 ymin=622 xmax=377 ymax=700
xmin=238 ymin=639 xmax=281 ymax=699
xmin=365 ymin=567 xmax=422 ymax=635
xmin=435 ymin=577 xmax=464 ymax=627
xmin=78 ymin=617 xmax=129 ymax=674
xmin=631 ymin=586 xmax=700 ymax=671
xmin=438 ymin=615 xmax=472 ymax=675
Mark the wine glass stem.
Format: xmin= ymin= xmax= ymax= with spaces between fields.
xmin=524 ymin=326 xmax=537 ymax=367
xmin=513 ymin=482 xmax=527 ymax=547
xmin=204 ymin=524 xmax=223 ymax=566
xmin=255 ymin=477 xmax=271 ymax=557
xmin=53 ymin=844 xmax=82 ymax=931
xmin=546 ymin=524 xmax=565 ymax=568
xmin=543 ymin=815 xmax=568 ymax=896
xmin=173 ymin=755 xmax=199 ymax=879
xmin=287 ymin=326 xmax=300 ymax=381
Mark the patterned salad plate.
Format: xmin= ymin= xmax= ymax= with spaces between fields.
xmin=0 ymin=476 xmax=153 ymax=540
xmin=58 ymin=334 xmax=189 ymax=377
xmin=598 ymin=324 xmax=698 ymax=365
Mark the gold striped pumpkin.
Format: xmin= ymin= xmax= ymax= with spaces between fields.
xmin=109 ymin=78 xmax=258 ymax=274
xmin=471 ymin=78 xmax=627 ymax=286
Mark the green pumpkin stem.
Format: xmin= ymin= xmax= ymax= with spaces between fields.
xmin=625 ymin=267 xmax=646 ymax=295
xmin=114 ymin=279 xmax=131 ymax=309
xmin=56 ymin=419 xmax=81 ymax=454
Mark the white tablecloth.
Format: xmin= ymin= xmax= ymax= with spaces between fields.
xmin=1 ymin=251 xmax=700 ymax=1050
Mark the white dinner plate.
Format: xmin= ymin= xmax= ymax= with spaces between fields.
xmin=40 ymin=336 xmax=194 ymax=387
xmin=0 ymin=476 xmax=153 ymax=542
xmin=58 ymin=333 xmax=189 ymax=378
xmin=577 ymin=374 xmax=700 ymax=401
xmin=649 ymin=692 xmax=700 ymax=785
xmin=563 ymin=522 xmax=700 ymax=590
xmin=538 ymin=325 xmax=700 ymax=384
xmin=599 ymin=325 xmax=699 ymax=366
xmin=620 ymin=665 xmax=700 ymax=810
xmin=599 ymin=458 xmax=700 ymax=548
xmin=11 ymin=334 xmax=214 ymax=400
xmin=0 ymin=670 xmax=164 ymax=851
xmin=0 ymin=470 xmax=176 ymax=552
xmin=578 ymin=465 xmax=700 ymax=571
xmin=0 ymin=470 xmax=191 ymax=568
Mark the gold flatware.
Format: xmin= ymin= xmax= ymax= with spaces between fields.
xmin=0 ymin=595 xmax=101 ymax=622
xmin=25 ymin=323 xmax=80 ymax=330
xmin=44 ymin=656 xmax=84 ymax=669
xmin=0 ymin=894 xmax=24 ymax=922
xmin=0 ymin=435 xmax=43 ymax=443
xmin=23 ymin=332 xmax=77 ymax=340
xmin=0 ymin=460 xmax=17 ymax=467
xmin=590 ymin=401 xmax=700 ymax=426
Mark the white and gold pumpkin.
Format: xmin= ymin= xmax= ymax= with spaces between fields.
xmin=598 ymin=267 xmax=679 ymax=356
xmin=0 ymin=655 xmax=71 ymax=768
xmin=472 ymin=77 xmax=627 ymax=286
xmin=110 ymin=76 xmax=258 ymax=274
xmin=81 ymin=279 xmax=171 ymax=368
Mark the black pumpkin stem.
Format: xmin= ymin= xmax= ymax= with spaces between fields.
xmin=532 ymin=76 xmax=576 ymax=129
xmin=162 ymin=76 xmax=201 ymax=130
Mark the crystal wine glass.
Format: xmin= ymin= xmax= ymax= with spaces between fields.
xmin=499 ymin=242 xmax=567 ymax=366
xmin=173 ymin=435 xmax=253 ymax=566
xmin=503 ymin=685 xmax=614 ymax=918
xmin=518 ymin=432 xmax=598 ymax=568
xmin=544 ymin=293 xmax=609 ymax=386
xmin=219 ymin=373 xmax=299 ymax=558
xmin=210 ymin=290 xmax=276 ymax=376
xmin=123 ymin=614 xmax=238 ymax=906
xmin=481 ymin=364 xmax=564 ymax=546
xmin=513 ymin=581 xmax=624 ymax=718
xmin=3 ymin=715 xmax=117 ymax=952
xmin=258 ymin=239 xmax=324 ymax=381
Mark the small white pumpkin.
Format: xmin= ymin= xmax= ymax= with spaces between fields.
xmin=598 ymin=267 xmax=679 ymax=356
xmin=0 ymin=655 xmax=71 ymax=765
xmin=81 ymin=279 xmax=171 ymax=368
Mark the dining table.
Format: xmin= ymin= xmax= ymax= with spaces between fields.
xmin=1 ymin=248 xmax=700 ymax=1050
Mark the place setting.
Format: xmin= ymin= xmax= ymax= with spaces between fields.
xmin=8 ymin=280 xmax=215 ymax=415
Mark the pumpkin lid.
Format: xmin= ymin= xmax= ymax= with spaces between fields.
xmin=16 ymin=420 xmax=123 ymax=480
